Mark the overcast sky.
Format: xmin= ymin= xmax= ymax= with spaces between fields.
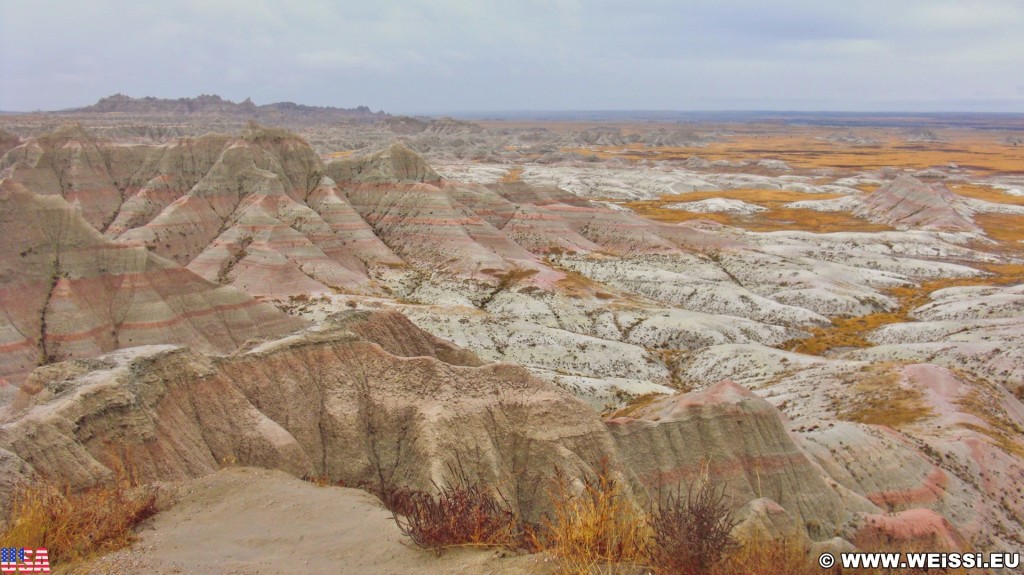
xmin=2 ymin=0 xmax=1023 ymax=114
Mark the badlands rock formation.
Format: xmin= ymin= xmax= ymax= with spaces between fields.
xmin=664 ymin=197 xmax=768 ymax=214
xmin=0 ymin=178 xmax=303 ymax=394
xmin=0 ymin=311 xmax=617 ymax=519
xmin=787 ymin=174 xmax=1024 ymax=233
xmin=1 ymin=310 xmax=951 ymax=550
xmin=72 ymin=93 xmax=384 ymax=125
xmin=0 ymin=128 xmax=18 ymax=158
xmin=2 ymin=118 xmax=1024 ymax=560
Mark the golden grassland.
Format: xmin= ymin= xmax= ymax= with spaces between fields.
xmin=946 ymin=183 xmax=1024 ymax=241
xmin=783 ymin=263 xmax=1024 ymax=356
xmin=974 ymin=212 xmax=1024 ymax=243
xmin=545 ymin=124 xmax=1024 ymax=174
xmin=622 ymin=183 xmax=1024 ymax=238
xmin=622 ymin=189 xmax=897 ymax=233
xmin=949 ymin=183 xmax=1024 ymax=206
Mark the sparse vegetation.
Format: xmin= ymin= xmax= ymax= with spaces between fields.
xmin=0 ymin=476 xmax=159 ymax=565
xmin=569 ymin=128 xmax=1024 ymax=174
xmin=647 ymin=478 xmax=738 ymax=574
xmin=783 ymin=265 xmax=1024 ymax=356
xmin=624 ymin=189 xmax=896 ymax=234
xmin=499 ymin=166 xmax=525 ymax=182
xmin=832 ymin=364 xmax=933 ymax=428
xmin=540 ymin=461 xmax=650 ymax=574
xmin=605 ymin=392 xmax=664 ymax=418
xmin=391 ymin=459 xmax=535 ymax=553
xmin=957 ymin=385 xmax=1024 ymax=458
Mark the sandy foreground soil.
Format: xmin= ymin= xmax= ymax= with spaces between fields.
xmin=74 ymin=467 xmax=553 ymax=575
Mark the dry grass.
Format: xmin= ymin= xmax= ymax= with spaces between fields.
xmin=0 ymin=477 xmax=159 ymax=566
xmin=564 ymin=127 xmax=1024 ymax=174
xmin=647 ymin=478 xmax=738 ymax=575
xmin=387 ymin=455 xmax=976 ymax=574
xmin=832 ymin=365 xmax=932 ymax=428
xmin=623 ymin=190 xmax=894 ymax=234
xmin=392 ymin=482 xmax=531 ymax=552
xmin=957 ymin=387 xmax=1024 ymax=458
xmin=974 ymin=212 xmax=1024 ymax=243
xmin=714 ymin=536 xmax=817 ymax=575
xmin=499 ymin=166 xmax=525 ymax=182
xmin=605 ymin=392 xmax=664 ymax=419
xmin=540 ymin=462 xmax=650 ymax=574
xmin=785 ymin=264 xmax=1024 ymax=356
xmin=950 ymin=183 xmax=1024 ymax=206
xmin=385 ymin=457 xmax=535 ymax=554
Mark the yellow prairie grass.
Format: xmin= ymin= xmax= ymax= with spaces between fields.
xmin=0 ymin=475 xmax=159 ymax=565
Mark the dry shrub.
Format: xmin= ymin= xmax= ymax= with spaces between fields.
xmin=0 ymin=476 xmax=159 ymax=565
xmin=648 ymin=476 xmax=738 ymax=575
xmin=541 ymin=460 xmax=649 ymax=574
xmin=391 ymin=461 xmax=533 ymax=553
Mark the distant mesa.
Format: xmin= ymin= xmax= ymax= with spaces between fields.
xmin=67 ymin=93 xmax=386 ymax=121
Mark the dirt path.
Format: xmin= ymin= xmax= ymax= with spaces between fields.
xmin=72 ymin=467 xmax=553 ymax=575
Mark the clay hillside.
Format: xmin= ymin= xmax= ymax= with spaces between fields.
xmin=1 ymin=119 xmax=1024 ymax=573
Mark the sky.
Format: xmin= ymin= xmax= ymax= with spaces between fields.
xmin=2 ymin=0 xmax=1023 ymax=114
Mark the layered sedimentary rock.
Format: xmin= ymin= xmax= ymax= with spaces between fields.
xmin=3 ymin=316 xmax=979 ymax=550
xmin=0 ymin=123 xmax=126 ymax=230
xmin=327 ymin=142 xmax=441 ymax=184
xmin=0 ymin=310 xmax=896 ymax=546
xmin=856 ymin=176 xmax=980 ymax=232
xmin=0 ymin=311 xmax=622 ymax=523
xmin=0 ymin=179 xmax=304 ymax=390
xmin=787 ymin=175 xmax=1024 ymax=235
xmin=607 ymin=380 xmax=871 ymax=539
xmin=0 ymin=124 xmax=405 ymax=297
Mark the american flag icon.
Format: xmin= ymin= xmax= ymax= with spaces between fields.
xmin=0 ymin=548 xmax=50 ymax=573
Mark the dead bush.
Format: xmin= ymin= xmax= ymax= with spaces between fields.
xmin=391 ymin=459 xmax=532 ymax=552
xmin=647 ymin=477 xmax=738 ymax=575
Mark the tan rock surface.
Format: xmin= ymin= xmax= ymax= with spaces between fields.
xmin=80 ymin=467 xmax=553 ymax=575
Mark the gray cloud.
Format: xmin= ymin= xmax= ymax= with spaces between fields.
xmin=2 ymin=0 xmax=1022 ymax=112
